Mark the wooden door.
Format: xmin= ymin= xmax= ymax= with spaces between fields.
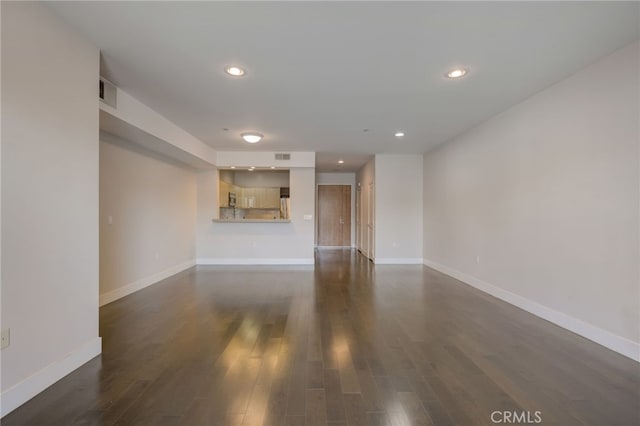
xmin=367 ymin=182 xmax=374 ymax=259
xmin=317 ymin=185 xmax=351 ymax=246
xmin=355 ymin=185 xmax=361 ymax=251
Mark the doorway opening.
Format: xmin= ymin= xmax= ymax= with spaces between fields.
xmin=317 ymin=185 xmax=351 ymax=247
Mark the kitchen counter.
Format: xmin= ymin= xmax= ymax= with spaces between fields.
xmin=211 ymin=218 xmax=291 ymax=223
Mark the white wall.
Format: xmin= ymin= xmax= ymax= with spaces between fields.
xmin=316 ymin=173 xmax=356 ymax=246
xmin=197 ymin=167 xmax=316 ymax=264
xmin=374 ymin=155 xmax=424 ymax=264
xmin=100 ymin=87 xmax=217 ymax=166
xmin=234 ymin=170 xmax=289 ymax=188
xmin=216 ymin=151 xmax=315 ymax=168
xmin=423 ymin=42 xmax=640 ymax=360
xmin=99 ymin=134 xmax=197 ymax=305
xmin=1 ymin=2 xmax=100 ymax=415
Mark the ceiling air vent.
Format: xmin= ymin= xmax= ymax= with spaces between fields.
xmin=275 ymin=153 xmax=291 ymax=161
xmin=99 ymin=77 xmax=117 ymax=108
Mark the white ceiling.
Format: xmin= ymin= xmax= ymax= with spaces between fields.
xmin=48 ymin=2 xmax=639 ymax=172
xmin=315 ymin=152 xmax=373 ymax=173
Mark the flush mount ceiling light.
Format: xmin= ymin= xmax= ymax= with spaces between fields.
xmin=446 ymin=68 xmax=468 ymax=79
xmin=230 ymin=166 xmax=235 ymax=169
xmin=338 ymin=160 xmax=345 ymax=164
xmin=270 ymin=166 xmax=276 ymax=169
xmin=225 ymin=66 xmax=246 ymax=77
xmin=395 ymin=131 xmax=405 ymax=137
xmin=241 ymin=132 xmax=263 ymax=143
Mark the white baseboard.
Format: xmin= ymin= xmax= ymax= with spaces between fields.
xmin=0 ymin=337 xmax=102 ymax=418
xmin=99 ymin=259 xmax=195 ymax=306
xmin=423 ymin=259 xmax=640 ymax=362
xmin=196 ymin=258 xmax=314 ymax=265
xmin=375 ymin=258 xmax=424 ymax=265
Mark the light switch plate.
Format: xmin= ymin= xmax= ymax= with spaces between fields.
xmin=1 ymin=328 xmax=10 ymax=349
xmin=303 ymin=214 xmax=313 ymax=221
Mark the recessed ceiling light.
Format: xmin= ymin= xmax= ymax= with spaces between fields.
xmin=338 ymin=160 xmax=344 ymax=164
xmin=395 ymin=131 xmax=405 ymax=137
xmin=225 ymin=66 xmax=245 ymax=77
xmin=241 ymin=132 xmax=263 ymax=143
xmin=446 ymin=68 xmax=467 ymax=79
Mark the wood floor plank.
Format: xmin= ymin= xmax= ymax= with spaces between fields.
xmin=2 ymin=250 xmax=638 ymax=425
xmin=342 ymin=393 xmax=368 ymax=426
xmin=286 ymin=361 xmax=308 ymax=416
xmin=323 ymin=369 xmax=347 ymax=423
xmin=356 ymin=369 xmax=385 ymax=413
xmin=305 ymin=389 xmax=328 ymax=426
xmin=366 ymin=412 xmax=392 ymax=426
xmin=307 ymin=361 xmax=325 ymax=390
xmin=396 ymin=391 xmax=434 ymax=425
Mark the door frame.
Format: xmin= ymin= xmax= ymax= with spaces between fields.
xmin=356 ymin=183 xmax=362 ymax=251
xmin=367 ymin=182 xmax=375 ymax=260
xmin=316 ymin=184 xmax=353 ymax=248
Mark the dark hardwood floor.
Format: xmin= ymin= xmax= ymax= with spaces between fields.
xmin=4 ymin=249 xmax=639 ymax=425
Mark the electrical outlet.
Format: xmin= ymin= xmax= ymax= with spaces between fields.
xmin=1 ymin=328 xmax=10 ymax=349
xmin=303 ymin=214 xmax=313 ymax=221
xmin=476 ymin=255 xmax=480 ymax=265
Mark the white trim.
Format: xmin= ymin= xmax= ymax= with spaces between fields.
xmin=316 ymin=246 xmax=353 ymax=250
xmin=197 ymin=258 xmax=314 ymax=265
xmin=0 ymin=337 xmax=102 ymax=418
xmin=423 ymin=258 xmax=640 ymax=362
xmin=375 ymin=258 xmax=424 ymax=265
xmin=99 ymin=259 xmax=195 ymax=306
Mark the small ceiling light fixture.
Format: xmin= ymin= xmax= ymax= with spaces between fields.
xmin=241 ymin=132 xmax=263 ymax=143
xmin=338 ymin=160 xmax=345 ymax=164
xmin=230 ymin=166 xmax=235 ymax=169
xmin=225 ymin=66 xmax=246 ymax=77
xmin=270 ymin=166 xmax=276 ymax=169
xmin=395 ymin=131 xmax=405 ymax=137
xmin=446 ymin=68 xmax=468 ymax=79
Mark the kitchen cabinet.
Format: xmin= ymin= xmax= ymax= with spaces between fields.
xmin=255 ymin=188 xmax=268 ymax=208
xmin=219 ymin=181 xmax=231 ymax=207
xmin=239 ymin=187 xmax=254 ymax=208
xmin=234 ymin=186 xmax=242 ymax=207
xmin=266 ymin=188 xmax=280 ymax=208
xmin=220 ymin=184 xmax=282 ymax=209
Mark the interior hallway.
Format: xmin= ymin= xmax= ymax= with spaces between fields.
xmin=4 ymin=250 xmax=639 ymax=425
